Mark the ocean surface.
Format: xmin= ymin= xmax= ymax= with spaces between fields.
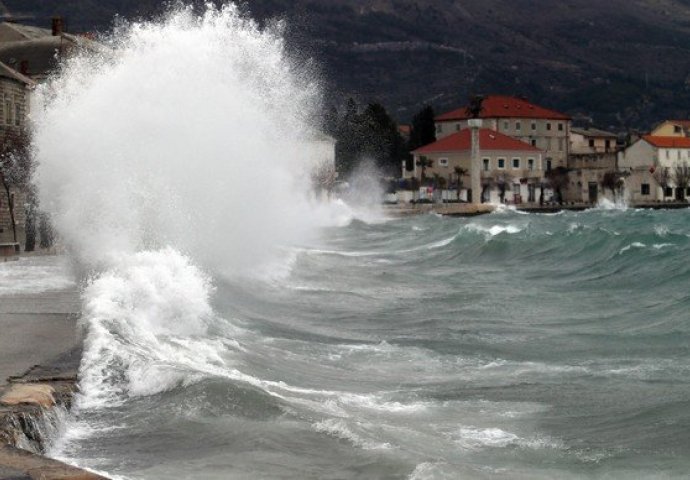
xmin=10 ymin=207 xmax=685 ymax=479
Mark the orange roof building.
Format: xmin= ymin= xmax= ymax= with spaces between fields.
xmin=412 ymin=129 xmax=541 ymax=155
xmin=436 ymin=95 xmax=570 ymax=122
xmin=434 ymin=95 xmax=571 ymax=169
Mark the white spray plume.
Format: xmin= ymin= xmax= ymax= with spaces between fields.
xmin=32 ymin=3 xmax=327 ymax=275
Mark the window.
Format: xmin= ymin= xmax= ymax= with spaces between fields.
xmin=498 ymin=158 xmax=506 ymax=169
xmin=436 ymin=124 xmax=442 ymax=134
xmin=14 ymin=103 xmax=20 ymax=126
xmin=503 ymin=121 xmax=509 ymax=130
xmin=483 ymin=158 xmax=490 ymax=171
xmin=439 ymin=158 xmax=449 ymax=167
xmin=589 ymin=139 xmax=595 ymax=148
xmin=558 ymin=123 xmax=564 ymax=131
xmin=605 ymin=140 xmax=611 ymax=150
xmin=4 ymin=95 xmax=11 ymax=125
xmin=512 ymin=158 xmax=520 ymax=169
xmin=528 ymin=158 xmax=535 ymax=171
xmin=641 ymin=183 xmax=650 ymax=195
xmin=455 ymin=124 xmax=460 ymax=131
xmin=531 ymin=122 xmax=537 ymax=131
xmin=546 ymin=159 xmax=552 ymax=171
xmin=531 ymin=139 xmax=537 ymax=147
xmin=515 ymin=121 xmax=521 ymax=131
xmin=675 ymin=125 xmax=682 ymax=134
xmin=546 ymin=123 xmax=552 ymax=131
xmin=664 ymin=187 xmax=673 ymax=197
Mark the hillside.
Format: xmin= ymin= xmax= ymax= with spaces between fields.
xmin=4 ymin=0 xmax=690 ymax=128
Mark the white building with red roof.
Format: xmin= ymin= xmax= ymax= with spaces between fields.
xmin=435 ymin=95 xmax=571 ymax=169
xmin=618 ymin=135 xmax=690 ymax=202
xmin=409 ymin=128 xmax=545 ymax=204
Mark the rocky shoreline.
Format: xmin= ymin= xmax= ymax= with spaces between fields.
xmin=0 ymin=347 xmax=107 ymax=479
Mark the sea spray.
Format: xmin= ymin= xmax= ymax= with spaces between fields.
xmin=33 ymin=3 xmax=327 ymax=275
xmin=31 ymin=2 xmax=344 ymax=420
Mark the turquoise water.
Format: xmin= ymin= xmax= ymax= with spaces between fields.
xmin=53 ymin=208 xmax=690 ymax=479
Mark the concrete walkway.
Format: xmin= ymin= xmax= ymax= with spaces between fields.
xmin=0 ymin=290 xmax=81 ymax=388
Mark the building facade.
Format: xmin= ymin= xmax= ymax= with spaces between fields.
xmin=0 ymin=62 xmax=34 ymax=245
xmin=410 ymin=128 xmax=544 ymax=204
xmin=434 ymin=95 xmax=571 ymax=169
xmin=566 ymin=127 xmax=620 ymax=203
xmin=618 ymin=136 xmax=690 ymax=202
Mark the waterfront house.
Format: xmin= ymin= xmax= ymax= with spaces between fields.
xmin=566 ymin=127 xmax=620 ymax=203
xmin=410 ymin=128 xmax=545 ymax=204
xmin=434 ymin=95 xmax=571 ymax=170
xmin=618 ymin=136 xmax=690 ymax=202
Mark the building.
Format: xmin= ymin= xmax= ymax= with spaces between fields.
xmin=566 ymin=127 xmax=620 ymax=203
xmin=570 ymin=127 xmax=618 ymax=155
xmin=410 ymin=128 xmax=544 ymax=204
xmin=0 ymin=61 xmax=34 ymax=245
xmin=434 ymin=95 xmax=571 ymax=169
xmin=618 ymin=135 xmax=690 ymax=202
xmin=0 ymin=17 xmax=93 ymax=247
xmin=650 ymin=120 xmax=690 ymax=138
xmin=0 ymin=18 xmax=98 ymax=82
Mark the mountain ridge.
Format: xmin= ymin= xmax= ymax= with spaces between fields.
xmin=3 ymin=0 xmax=690 ymax=128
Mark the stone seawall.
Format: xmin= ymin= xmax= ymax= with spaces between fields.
xmin=0 ymin=348 xmax=108 ymax=479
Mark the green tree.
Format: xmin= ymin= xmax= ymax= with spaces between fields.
xmin=408 ymin=105 xmax=436 ymax=152
xmin=546 ymin=166 xmax=570 ymax=205
xmin=673 ymin=162 xmax=690 ymax=201
xmin=0 ymin=131 xmax=33 ymax=247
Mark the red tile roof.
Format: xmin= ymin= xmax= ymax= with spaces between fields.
xmin=643 ymin=135 xmax=690 ymax=148
xmin=436 ymin=95 xmax=570 ymax=121
xmin=412 ymin=129 xmax=542 ymax=154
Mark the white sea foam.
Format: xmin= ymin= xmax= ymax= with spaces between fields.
xmin=619 ymin=242 xmax=646 ymax=254
xmin=312 ymin=418 xmax=392 ymax=450
xmin=30 ymin=4 xmax=376 ymax=414
xmin=466 ymin=224 xmax=523 ymax=237
xmin=454 ymin=426 xmax=562 ymax=450
xmin=32 ymin=4 xmax=350 ymax=277
xmin=594 ymin=197 xmax=629 ymax=211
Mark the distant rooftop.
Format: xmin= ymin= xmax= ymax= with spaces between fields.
xmin=571 ymin=127 xmax=617 ymax=138
xmin=413 ymin=128 xmax=542 ymax=154
xmin=0 ymin=21 xmax=100 ymax=80
xmin=643 ymin=135 xmax=690 ymax=148
xmin=436 ymin=95 xmax=570 ymax=122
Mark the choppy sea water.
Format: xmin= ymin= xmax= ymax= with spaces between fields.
xmin=34 ymin=208 xmax=689 ymax=479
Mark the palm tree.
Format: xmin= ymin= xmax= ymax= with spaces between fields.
xmin=453 ymin=166 xmax=468 ymax=190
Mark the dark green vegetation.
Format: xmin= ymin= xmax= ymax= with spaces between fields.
xmin=5 ymin=0 xmax=690 ymax=128
xmin=327 ymin=99 xmax=409 ymax=176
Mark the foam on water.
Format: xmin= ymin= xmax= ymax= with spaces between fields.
xmin=30 ymin=4 xmax=358 ymax=411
